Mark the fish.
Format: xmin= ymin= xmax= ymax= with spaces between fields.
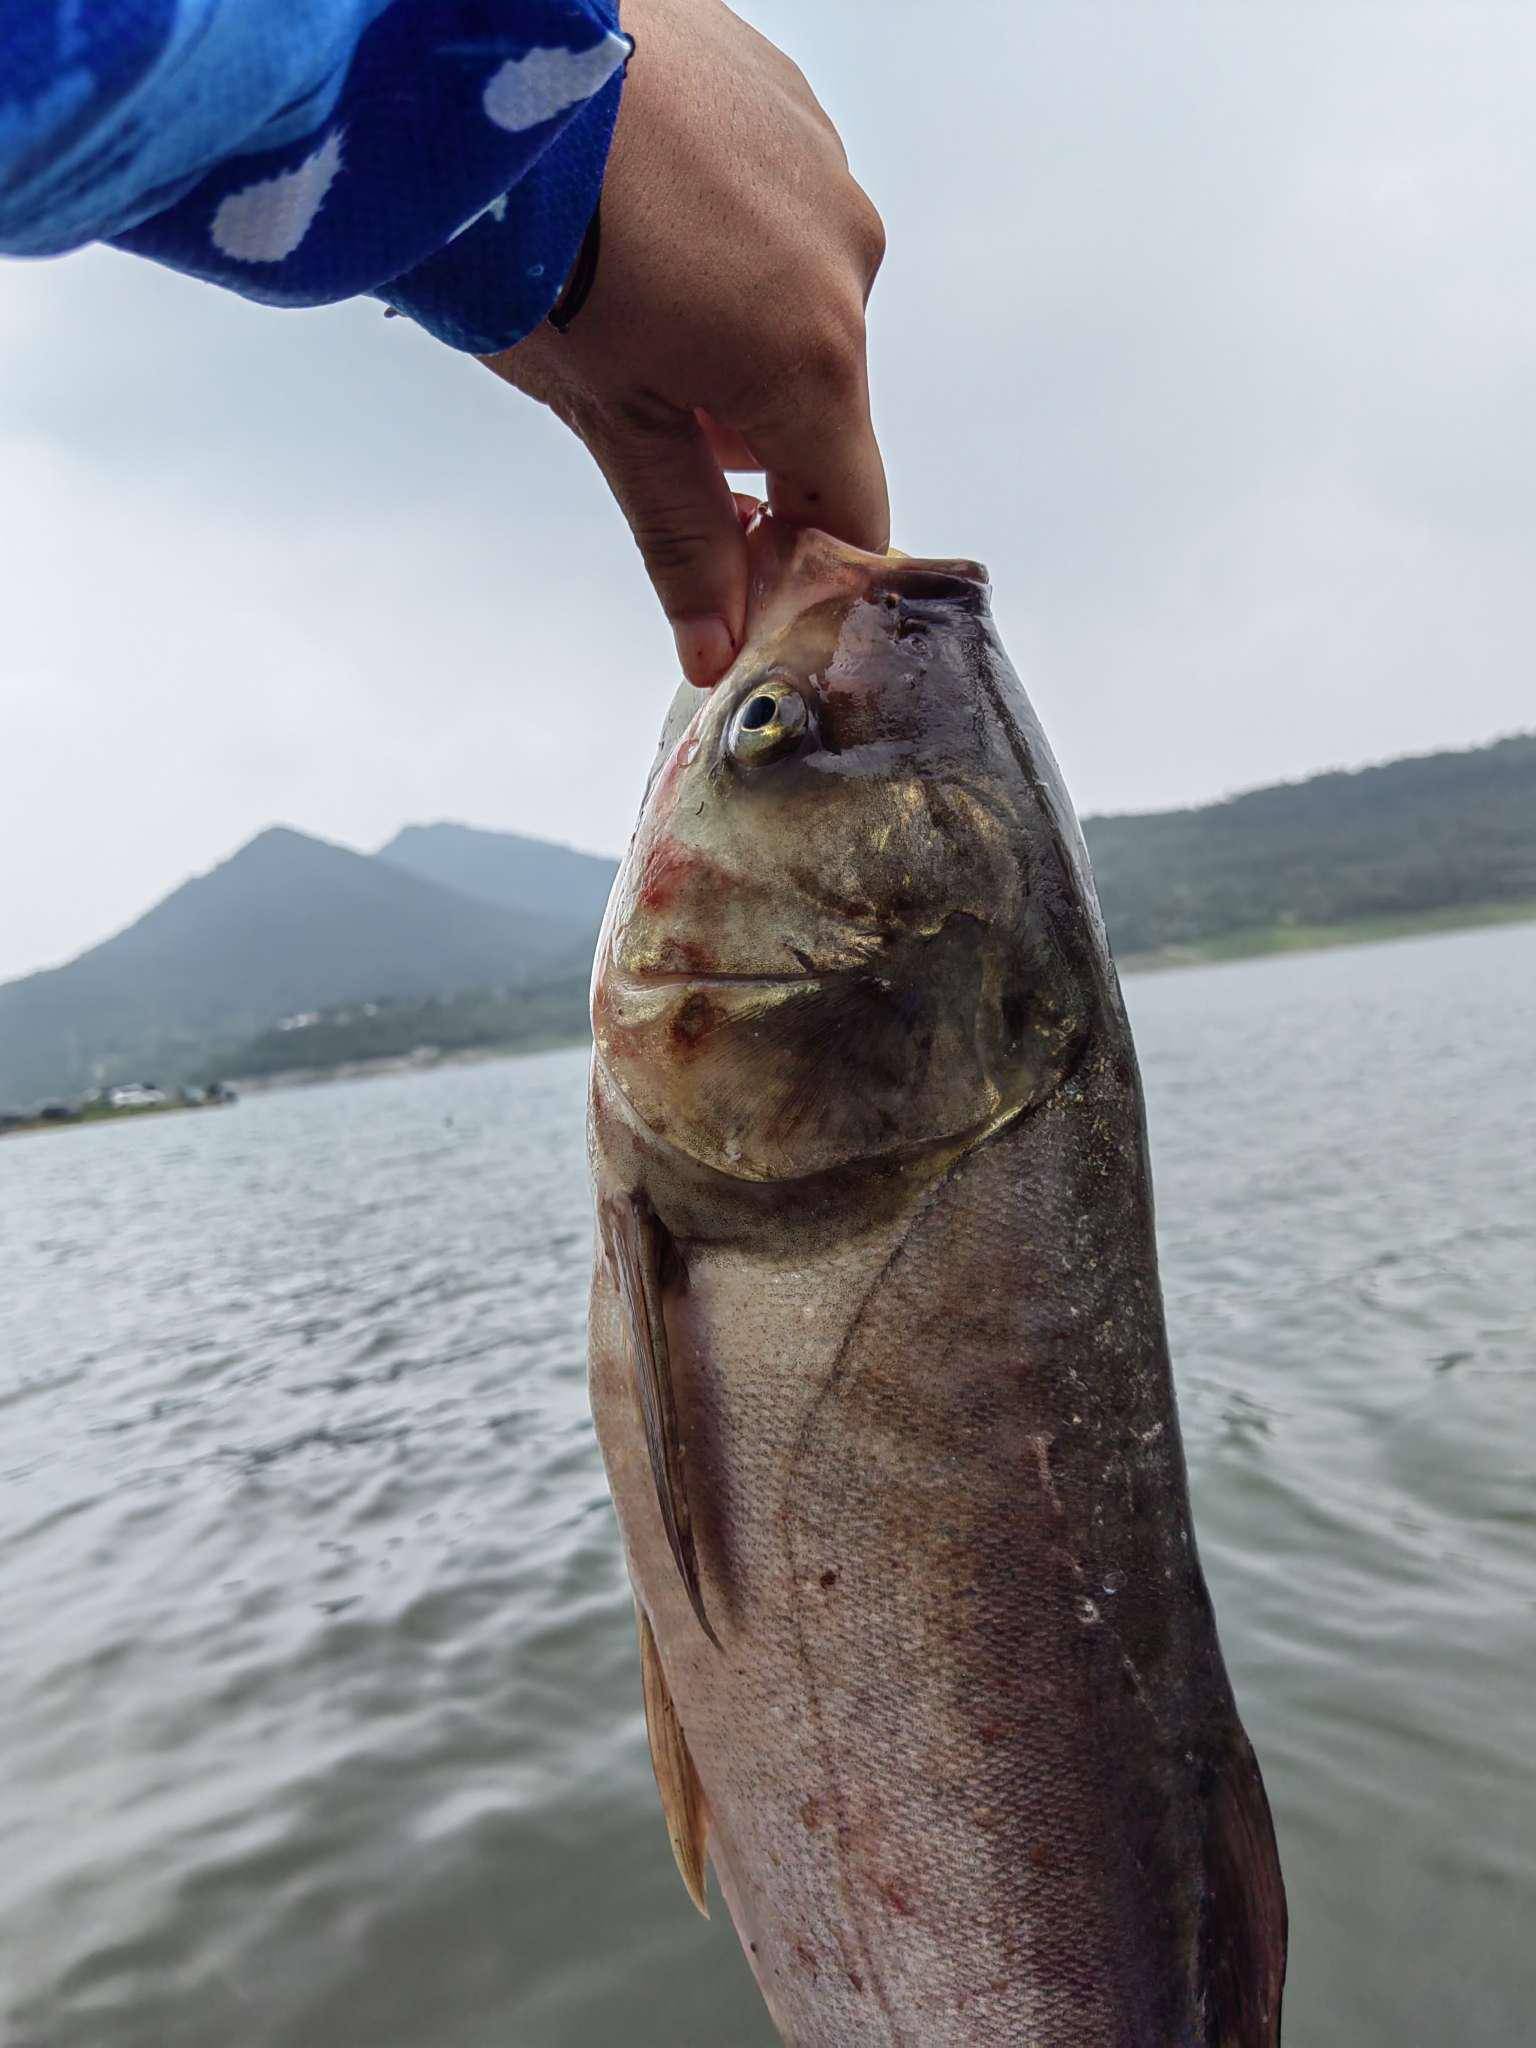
xmin=586 ymin=512 xmax=1287 ymax=2046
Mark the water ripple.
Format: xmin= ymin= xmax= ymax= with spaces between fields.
xmin=2 ymin=929 xmax=1534 ymax=2046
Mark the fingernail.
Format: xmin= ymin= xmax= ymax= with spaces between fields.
xmin=673 ymin=616 xmax=735 ymax=688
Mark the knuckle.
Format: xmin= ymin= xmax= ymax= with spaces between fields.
xmin=608 ymin=389 xmax=693 ymax=442
xmin=851 ymin=193 xmax=887 ymax=280
xmin=796 ymin=310 xmax=866 ymax=400
xmin=630 ymin=520 xmax=714 ymax=579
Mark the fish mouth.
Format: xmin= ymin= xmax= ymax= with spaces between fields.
xmin=610 ymin=917 xmax=980 ymax=991
xmin=610 ymin=966 xmax=840 ymax=990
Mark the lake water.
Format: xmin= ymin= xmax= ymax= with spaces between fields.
xmin=2 ymin=922 xmax=1533 ymax=2048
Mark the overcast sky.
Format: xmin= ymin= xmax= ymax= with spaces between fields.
xmin=3 ymin=1 xmax=1534 ymax=982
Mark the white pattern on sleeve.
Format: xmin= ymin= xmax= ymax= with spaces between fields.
xmin=211 ymin=129 xmax=345 ymax=264
xmin=482 ymin=35 xmax=628 ymax=135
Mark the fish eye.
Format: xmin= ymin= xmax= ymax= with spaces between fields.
xmin=727 ymin=678 xmax=811 ymax=766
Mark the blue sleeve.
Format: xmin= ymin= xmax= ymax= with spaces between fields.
xmin=0 ymin=2 xmax=631 ymax=353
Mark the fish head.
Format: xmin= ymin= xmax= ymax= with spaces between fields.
xmin=593 ymin=514 xmax=1115 ymax=1184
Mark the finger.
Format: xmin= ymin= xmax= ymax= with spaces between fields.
xmin=745 ymin=329 xmax=890 ymax=554
xmin=583 ymin=400 xmax=749 ymax=687
xmin=695 ymin=408 xmax=762 ymax=473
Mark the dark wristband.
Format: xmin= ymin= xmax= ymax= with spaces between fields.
xmin=548 ymin=199 xmax=603 ymax=331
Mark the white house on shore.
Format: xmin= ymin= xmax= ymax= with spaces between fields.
xmin=108 ymin=1084 xmax=167 ymax=1109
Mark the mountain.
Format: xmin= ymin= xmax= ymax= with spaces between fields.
xmin=0 ymin=827 xmax=596 ymax=1106
xmin=379 ymin=822 xmax=619 ymax=927
xmin=1082 ymin=732 xmax=1536 ymax=958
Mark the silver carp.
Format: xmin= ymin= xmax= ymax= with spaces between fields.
xmin=586 ymin=514 xmax=1286 ymax=2046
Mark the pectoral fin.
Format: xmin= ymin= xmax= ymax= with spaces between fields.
xmin=637 ymin=1601 xmax=710 ymax=1917
xmin=602 ymin=1192 xmax=719 ymax=1648
xmin=1202 ymin=1732 xmax=1288 ymax=2045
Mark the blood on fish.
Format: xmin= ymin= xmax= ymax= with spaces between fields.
xmin=637 ymin=836 xmax=708 ymax=915
xmin=670 ymin=993 xmax=716 ymax=1050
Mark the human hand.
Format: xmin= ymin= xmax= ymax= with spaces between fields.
xmin=483 ymin=0 xmax=888 ymax=685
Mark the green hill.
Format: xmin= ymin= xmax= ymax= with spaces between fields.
xmin=0 ymin=827 xmax=597 ymax=1106
xmin=379 ymin=822 xmax=618 ymax=926
xmin=1082 ymin=733 xmax=1536 ymax=960
xmin=207 ymin=982 xmax=592 ymax=1084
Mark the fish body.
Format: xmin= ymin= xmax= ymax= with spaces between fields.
xmin=586 ymin=516 xmax=1285 ymax=2045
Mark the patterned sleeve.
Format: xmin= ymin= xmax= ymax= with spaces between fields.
xmin=0 ymin=1 xmax=631 ymax=352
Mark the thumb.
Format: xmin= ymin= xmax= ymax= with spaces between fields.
xmin=582 ymin=400 xmax=749 ymax=686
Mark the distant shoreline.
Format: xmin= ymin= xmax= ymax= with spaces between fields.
xmin=226 ymin=1035 xmax=584 ymax=1097
xmin=1116 ymin=896 xmax=1536 ymax=975
xmin=0 ymin=1097 xmax=233 ymax=1142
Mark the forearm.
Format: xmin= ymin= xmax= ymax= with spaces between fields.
xmin=0 ymin=0 xmax=629 ymax=349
